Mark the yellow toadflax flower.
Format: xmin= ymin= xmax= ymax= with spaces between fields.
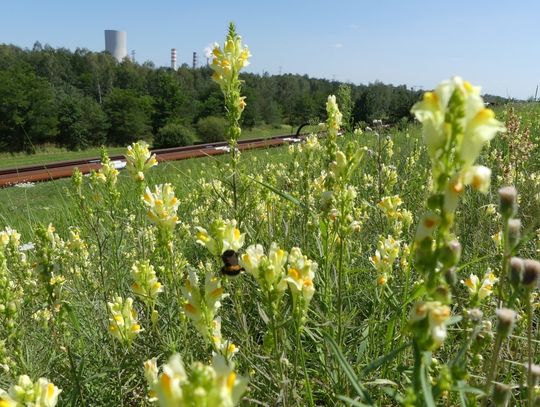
xmin=326 ymin=95 xmax=343 ymax=132
xmin=370 ymin=235 xmax=400 ymax=284
xmin=240 ymin=243 xmax=288 ymax=293
xmin=143 ymin=184 xmax=180 ymax=232
xmin=108 ymin=296 xmax=142 ymax=346
xmin=411 ymin=77 xmax=505 ymax=168
xmin=181 ymin=268 xmax=237 ymax=357
xmin=461 ymin=271 xmax=498 ymax=301
xmin=210 ymin=24 xmax=251 ymax=90
xmin=131 ymin=260 xmax=163 ymax=304
xmin=195 ymin=219 xmax=245 ymax=256
xmin=410 ymin=301 xmax=451 ymax=350
xmin=0 ymin=227 xmax=20 ymax=250
xmin=0 ymin=375 xmax=61 ymax=406
xmin=280 ymin=247 xmax=317 ymax=310
xmin=144 ymin=354 xmax=247 ymax=407
xmin=125 ymin=141 xmax=158 ymax=182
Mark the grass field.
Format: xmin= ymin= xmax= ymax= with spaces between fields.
xmin=0 ymin=124 xmax=315 ymax=170
xmin=1 ymin=95 xmax=540 ymax=406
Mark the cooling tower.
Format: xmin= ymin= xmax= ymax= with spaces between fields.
xmin=105 ymin=30 xmax=127 ymax=62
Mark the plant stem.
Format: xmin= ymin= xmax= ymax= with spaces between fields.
xmin=482 ymin=331 xmax=504 ymax=406
xmin=527 ymin=293 xmax=533 ymax=407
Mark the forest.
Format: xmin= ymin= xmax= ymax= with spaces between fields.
xmin=0 ymin=42 xmax=428 ymax=152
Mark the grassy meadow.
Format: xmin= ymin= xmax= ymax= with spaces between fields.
xmin=0 ymin=96 xmax=540 ymax=405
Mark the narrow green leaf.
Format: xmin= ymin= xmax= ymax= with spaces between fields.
xmin=420 ymin=355 xmax=436 ymax=407
xmin=336 ymin=395 xmax=373 ymax=407
xmin=445 ymin=315 xmax=463 ymax=326
xmin=360 ymin=342 xmax=411 ymax=376
xmin=247 ymin=175 xmax=305 ymax=208
xmin=323 ymin=332 xmax=370 ymax=402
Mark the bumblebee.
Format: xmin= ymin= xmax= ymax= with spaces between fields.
xmin=221 ymin=250 xmax=244 ymax=276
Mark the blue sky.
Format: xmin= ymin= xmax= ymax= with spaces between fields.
xmin=1 ymin=0 xmax=539 ymax=99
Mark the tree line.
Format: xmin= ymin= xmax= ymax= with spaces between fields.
xmin=0 ymin=42 xmax=424 ymax=153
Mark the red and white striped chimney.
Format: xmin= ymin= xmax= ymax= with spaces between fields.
xmin=171 ymin=48 xmax=177 ymax=70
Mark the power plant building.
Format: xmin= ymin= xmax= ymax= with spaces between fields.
xmin=104 ymin=30 xmax=127 ymax=62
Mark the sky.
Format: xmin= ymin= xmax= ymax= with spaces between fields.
xmin=1 ymin=0 xmax=539 ymax=99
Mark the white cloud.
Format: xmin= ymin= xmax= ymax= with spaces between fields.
xmin=333 ymin=43 xmax=344 ymax=48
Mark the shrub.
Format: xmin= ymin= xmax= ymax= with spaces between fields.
xmin=196 ymin=116 xmax=228 ymax=143
xmin=153 ymin=123 xmax=196 ymax=148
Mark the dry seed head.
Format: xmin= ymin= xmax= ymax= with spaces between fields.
xmin=466 ymin=308 xmax=483 ymax=323
xmin=496 ymin=308 xmax=517 ymax=337
xmin=498 ymin=186 xmax=518 ymax=218
xmin=509 ymin=257 xmax=524 ymax=286
xmin=522 ymin=259 xmax=540 ymax=288
xmin=492 ymin=382 xmax=511 ymax=407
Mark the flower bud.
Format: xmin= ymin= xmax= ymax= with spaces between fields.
xmin=440 ymin=240 xmax=461 ymax=268
xmin=496 ymin=308 xmax=517 ymax=338
xmin=509 ymin=257 xmax=524 ymax=286
xmin=492 ymin=382 xmax=511 ymax=407
xmin=507 ymin=218 xmax=521 ymax=248
xmin=522 ymin=259 xmax=540 ymax=288
xmin=498 ymin=186 xmax=517 ymax=218
xmin=466 ymin=308 xmax=483 ymax=323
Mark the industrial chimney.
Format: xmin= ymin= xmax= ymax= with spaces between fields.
xmin=192 ymin=52 xmax=198 ymax=69
xmin=171 ymin=48 xmax=177 ymax=70
xmin=104 ymin=30 xmax=127 ymax=62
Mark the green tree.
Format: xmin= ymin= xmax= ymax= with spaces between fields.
xmin=103 ymin=88 xmax=154 ymax=145
xmin=56 ymin=89 xmax=109 ymax=150
xmin=196 ymin=116 xmax=227 ymax=143
xmin=0 ymin=67 xmax=58 ymax=152
xmin=154 ymin=123 xmax=196 ymax=148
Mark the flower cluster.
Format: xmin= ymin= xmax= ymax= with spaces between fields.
xmin=210 ymin=25 xmax=251 ymax=92
xmin=411 ymin=77 xmax=504 ymax=217
xmin=370 ymin=235 xmax=401 ymax=285
xmin=0 ymin=227 xmax=20 ymax=249
xmin=108 ymin=296 xmax=142 ymax=346
xmin=0 ymin=375 xmax=61 ymax=406
xmin=181 ymin=268 xmax=237 ymax=358
xmin=378 ymin=195 xmax=413 ymax=235
xmin=410 ymin=301 xmax=451 ymax=350
xmin=131 ymin=260 xmax=163 ymax=316
xmin=195 ymin=219 xmax=245 ymax=256
xmin=125 ymin=141 xmax=158 ymax=182
xmin=144 ymin=354 xmax=247 ymax=406
xmin=143 ymin=184 xmax=180 ymax=232
xmin=240 ymin=243 xmax=287 ymax=293
xmin=210 ymin=23 xmax=251 ymax=144
xmin=241 ymin=244 xmax=317 ymax=319
xmin=325 ymin=95 xmax=342 ymax=132
xmin=461 ymin=271 xmax=498 ymax=303
xmin=282 ymin=247 xmax=317 ymax=312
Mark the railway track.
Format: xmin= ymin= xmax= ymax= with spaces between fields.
xmin=0 ymin=133 xmax=307 ymax=188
